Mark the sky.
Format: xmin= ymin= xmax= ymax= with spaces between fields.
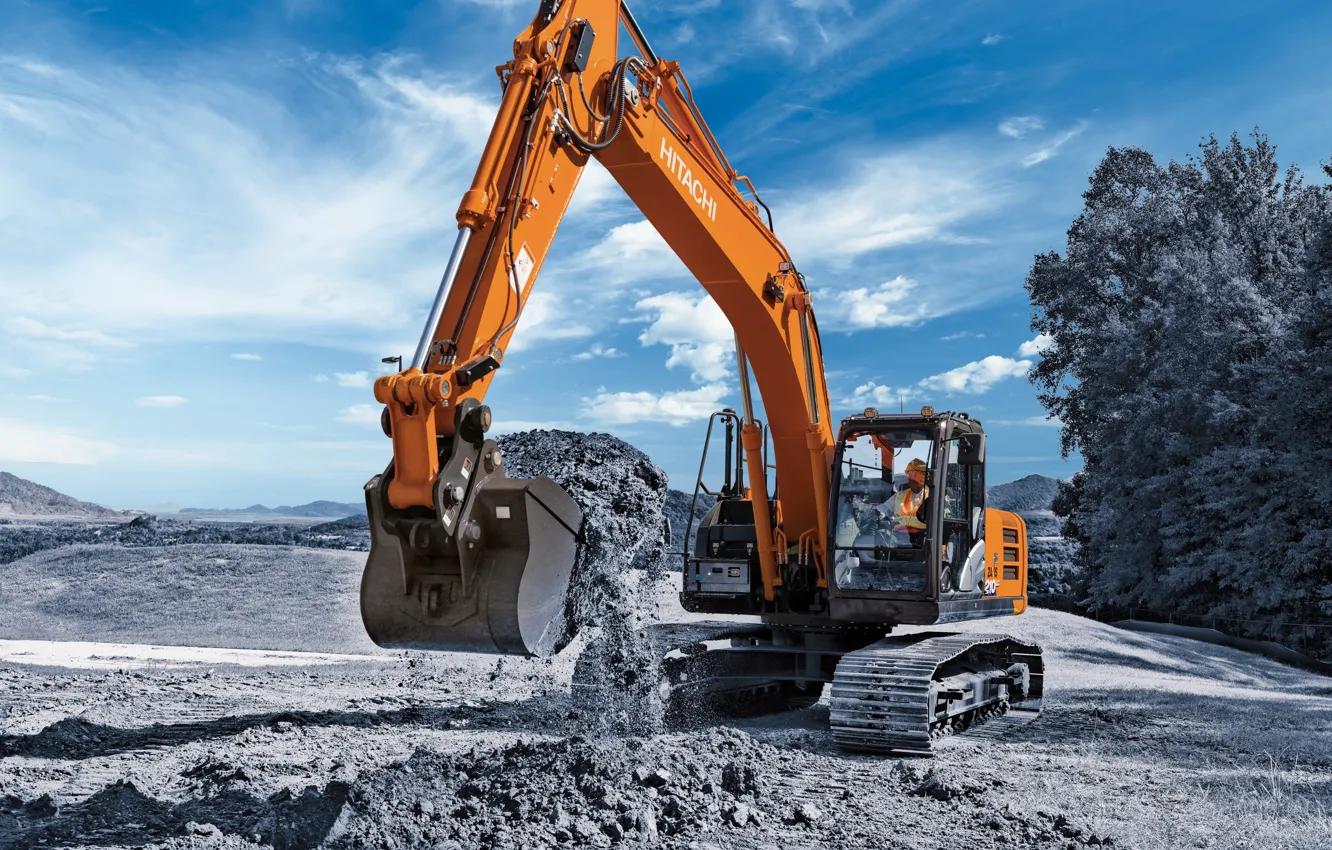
xmin=1 ymin=0 xmax=1330 ymax=509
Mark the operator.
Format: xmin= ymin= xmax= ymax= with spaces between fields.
xmin=888 ymin=459 xmax=931 ymax=545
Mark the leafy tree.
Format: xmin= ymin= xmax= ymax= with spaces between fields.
xmin=1027 ymin=131 xmax=1332 ymax=648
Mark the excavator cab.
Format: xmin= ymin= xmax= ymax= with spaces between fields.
xmin=682 ymin=407 xmax=1029 ymax=627
xmin=826 ymin=408 xmax=1029 ymax=625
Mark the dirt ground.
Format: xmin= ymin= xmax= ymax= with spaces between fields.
xmin=2 ymin=570 xmax=1329 ymax=850
xmin=2 ymin=434 xmax=1328 ymax=849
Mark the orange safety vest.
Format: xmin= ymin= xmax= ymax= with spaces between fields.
xmin=892 ymin=486 xmax=929 ymax=531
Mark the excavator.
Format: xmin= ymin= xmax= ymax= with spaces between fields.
xmin=360 ymin=0 xmax=1043 ymax=754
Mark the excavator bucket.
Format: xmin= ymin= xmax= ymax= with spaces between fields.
xmin=359 ymin=417 xmax=583 ymax=657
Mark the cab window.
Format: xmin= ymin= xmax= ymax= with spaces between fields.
xmin=831 ymin=428 xmax=933 ymax=594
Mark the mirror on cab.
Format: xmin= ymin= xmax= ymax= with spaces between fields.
xmin=958 ymin=432 xmax=986 ymax=466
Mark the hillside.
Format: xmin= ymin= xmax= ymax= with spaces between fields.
xmin=987 ymin=473 xmax=1063 ymax=513
xmin=0 ymin=472 xmax=122 ymax=519
xmin=988 ymin=474 xmax=1080 ymax=601
xmin=178 ymin=499 xmax=365 ymax=519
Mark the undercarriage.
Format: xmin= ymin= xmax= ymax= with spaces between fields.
xmin=573 ymin=621 xmax=1044 ymax=755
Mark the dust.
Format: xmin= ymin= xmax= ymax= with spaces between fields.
xmin=497 ymin=430 xmax=672 ymax=734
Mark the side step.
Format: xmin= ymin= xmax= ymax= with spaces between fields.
xmin=829 ymin=632 xmax=1044 ymax=755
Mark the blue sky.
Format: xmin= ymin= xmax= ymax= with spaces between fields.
xmin=1 ymin=0 xmax=1329 ymax=509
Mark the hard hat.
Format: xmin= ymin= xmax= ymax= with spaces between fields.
xmin=906 ymin=459 xmax=928 ymax=482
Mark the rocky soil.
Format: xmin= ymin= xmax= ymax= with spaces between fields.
xmin=2 ymin=599 xmax=1328 ymax=850
xmin=1 ymin=435 xmax=1329 ymax=850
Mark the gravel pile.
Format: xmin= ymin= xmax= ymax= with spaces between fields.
xmin=317 ymin=725 xmax=1117 ymax=850
xmin=324 ymin=728 xmax=816 ymax=849
xmin=497 ymin=430 xmax=672 ymax=732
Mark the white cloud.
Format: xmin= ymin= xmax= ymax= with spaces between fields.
xmin=572 ymin=343 xmax=625 ymax=361
xmin=581 ymin=384 xmax=729 ymax=425
xmin=998 ymin=116 xmax=1043 ymax=139
xmin=982 ymin=34 xmax=1006 ymax=45
xmin=941 ymin=331 xmax=984 ymax=341
xmin=0 ymin=418 xmax=121 ymax=465
xmin=580 ymin=219 xmax=684 ymax=283
xmin=136 ymin=396 xmax=187 ymax=407
xmin=846 ymin=353 xmax=1033 ymax=407
xmin=334 ymin=371 xmax=372 ymax=388
xmin=791 ymin=0 xmax=851 ymax=8
xmin=3 ymin=316 xmax=135 ymax=369
xmin=5 ymin=317 xmax=132 ymax=348
xmin=231 ymin=352 xmax=262 ymax=361
xmin=564 ymin=157 xmax=620 ymax=218
xmin=505 ymin=291 xmax=595 ymax=352
xmin=920 ymin=355 xmax=1031 ymax=394
xmin=844 ymin=380 xmax=912 ymax=409
xmin=817 ymin=276 xmax=946 ymax=330
xmin=313 ymin=374 xmax=330 ymax=383
xmin=990 ymin=415 xmax=1063 ymax=427
xmin=1023 ymin=122 xmax=1089 ymax=167
xmin=635 ymin=292 xmax=735 ymax=383
xmin=337 ymin=403 xmax=382 ymax=425
xmin=779 ymin=150 xmax=1003 ymax=262
xmin=1016 ymin=333 xmax=1054 ymax=357
xmin=0 ymin=52 xmax=495 ymax=348
xmin=23 ymin=395 xmax=68 ymax=403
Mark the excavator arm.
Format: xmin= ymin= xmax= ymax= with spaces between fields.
xmin=363 ymin=0 xmax=835 ymax=655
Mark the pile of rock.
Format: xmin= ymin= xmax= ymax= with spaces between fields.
xmin=498 ymin=430 xmax=673 ymax=732
xmin=325 ymin=728 xmax=823 ymax=848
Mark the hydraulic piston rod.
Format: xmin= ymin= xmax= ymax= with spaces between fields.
xmin=412 ymin=227 xmax=474 ymax=370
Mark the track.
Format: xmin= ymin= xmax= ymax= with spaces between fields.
xmin=829 ymin=632 xmax=1044 ymax=755
xmin=574 ymin=622 xmax=1044 ymax=754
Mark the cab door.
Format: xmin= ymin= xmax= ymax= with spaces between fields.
xmin=939 ymin=437 xmax=985 ymax=594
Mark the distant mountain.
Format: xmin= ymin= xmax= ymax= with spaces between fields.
xmin=0 ymin=472 xmax=124 ymax=519
xmin=987 ymin=474 xmax=1064 ymax=514
xmin=986 ymin=474 xmax=1080 ymax=601
xmin=178 ymin=500 xmax=365 ymax=519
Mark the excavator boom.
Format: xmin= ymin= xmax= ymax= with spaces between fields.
xmin=362 ymin=0 xmax=834 ymax=655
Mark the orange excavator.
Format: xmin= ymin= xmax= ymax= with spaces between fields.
xmin=361 ymin=0 xmax=1042 ymax=753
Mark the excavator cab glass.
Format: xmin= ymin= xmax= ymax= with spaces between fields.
xmin=831 ymin=427 xmax=935 ymax=593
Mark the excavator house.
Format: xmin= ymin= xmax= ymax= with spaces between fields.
xmin=359 ymin=0 xmax=1043 ymax=753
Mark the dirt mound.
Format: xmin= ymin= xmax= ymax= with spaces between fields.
xmin=325 ymin=728 xmax=799 ymax=848
xmin=321 ymin=726 xmax=1115 ymax=849
xmin=1 ymin=777 xmax=347 ymax=849
xmin=498 ymin=430 xmax=671 ymax=730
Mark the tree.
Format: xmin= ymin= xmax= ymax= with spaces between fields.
xmin=1027 ymin=131 xmax=1332 ymax=648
